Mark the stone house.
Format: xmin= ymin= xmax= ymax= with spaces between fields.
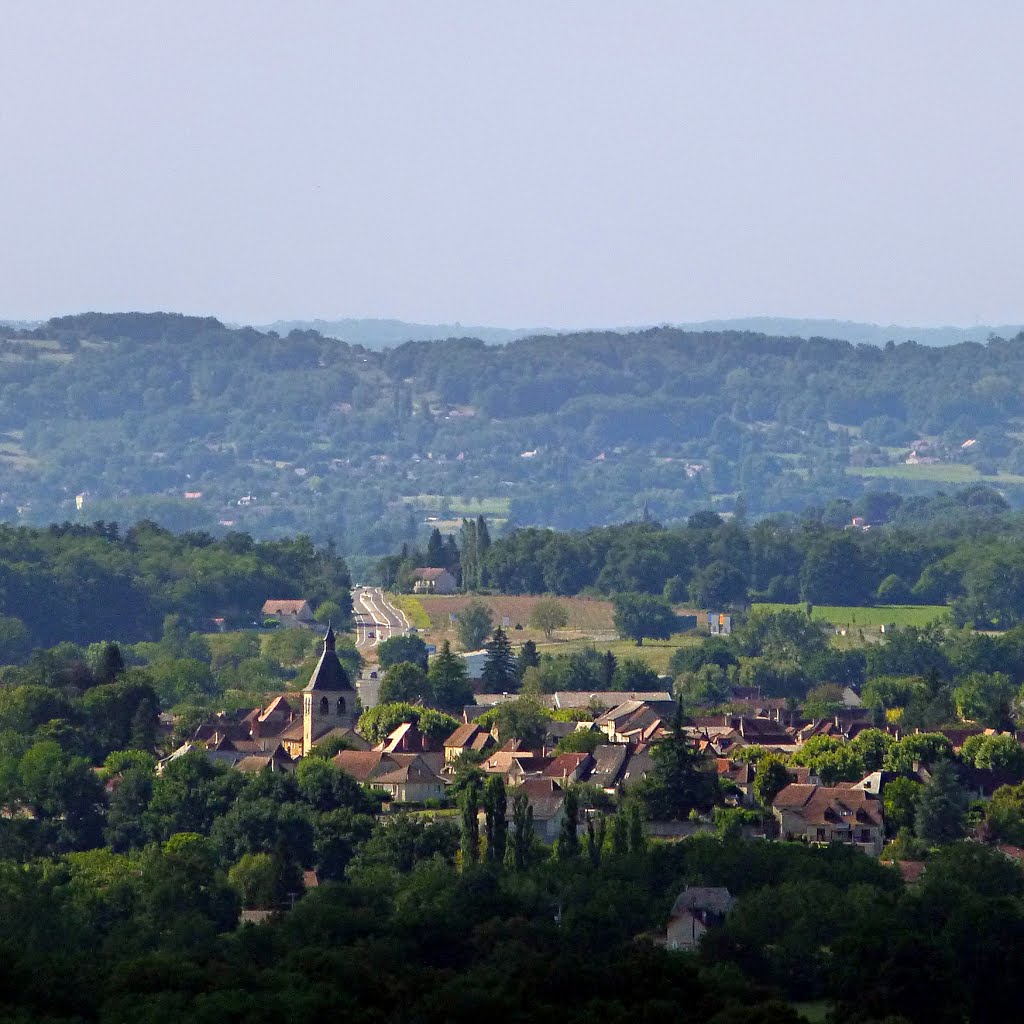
xmin=261 ymin=599 xmax=316 ymax=627
xmin=666 ymin=887 xmax=736 ymax=950
xmin=772 ymin=782 xmax=885 ymax=855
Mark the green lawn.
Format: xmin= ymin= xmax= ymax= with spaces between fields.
xmin=847 ymin=463 xmax=1024 ymax=485
xmin=753 ymin=603 xmax=950 ymax=627
xmin=535 ymin=633 xmax=701 ymax=675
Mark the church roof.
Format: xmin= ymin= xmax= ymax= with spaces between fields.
xmin=303 ymin=626 xmax=355 ymax=692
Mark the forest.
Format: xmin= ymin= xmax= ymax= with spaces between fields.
xmin=4 ymin=313 xmax=1024 ymax=557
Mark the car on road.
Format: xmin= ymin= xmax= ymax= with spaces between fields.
xmin=367 ymin=631 xmax=376 ymax=639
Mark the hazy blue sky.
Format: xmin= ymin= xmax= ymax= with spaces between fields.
xmin=2 ymin=3 xmax=1021 ymax=328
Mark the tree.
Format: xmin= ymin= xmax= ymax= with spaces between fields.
xmin=612 ymin=593 xmax=677 ymax=646
xmin=378 ymin=661 xmax=428 ymax=704
xmin=426 ymin=527 xmax=447 ymax=568
xmin=883 ymin=777 xmax=922 ymax=836
xmin=481 ymin=696 xmax=550 ymax=746
xmin=427 ymin=641 xmax=474 ymax=712
xmin=802 ymin=683 xmax=845 ymax=720
xmin=517 ymin=639 xmax=540 ymax=679
xmin=611 ymin=657 xmax=661 ymax=691
xmin=689 ymin=560 xmax=748 ymax=609
xmin=600 ymin=650 xmax=617 ymax=688
xmin=752 ymin=755 xmax=793 ymax=807
xmin=314 ymin=600 xmax=343 ymax=625
xmin=93 ymin=642 xmax=126 ymax=684
xmin=984 ymin=782 xmax=1024 ymax=845
xmin=556 ymin=787 xmax=580 ymax=860
xmin=481 ymin=627 xmax=517 ymax=692
xmin=228 ymin=852 xmax=278 ymax=909
xmin=952 ymin=671 xmax=1015 ymax=728
xmin=377 ymin=634 xmax=429 ymax=671
xmin=509 ymin=790 xmax=534 ymax=869
xmin=915 ymin=760 xmax=968 ymax=845
xmin=529 ymin=599 xmax=569 ymax=640
xmin=586 ymin=812 xmax=605 ymax=867
xmin=638 ymin=699 xmax=720 ymax=818
xmin=483 ymin=775 xmax=507 ymax=864
xmin=456 ymin=600 xmax=494 ymax=650
xmin=460 ymin=776 xmax=481 ymax=866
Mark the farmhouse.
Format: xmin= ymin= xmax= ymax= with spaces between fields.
xmin=261 ymin=599 xmax=315 ymax=627
xmin=411 ymin=567 xmax=458 ymax=594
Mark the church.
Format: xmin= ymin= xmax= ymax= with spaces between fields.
xmin=302 ymin=624 xmax=357 ymax=754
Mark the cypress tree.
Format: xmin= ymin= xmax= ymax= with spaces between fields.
xmin=483 ymin=775 xmax=508 ymax=864
xmin=556 ymin=787 xmax=580 ymax=861
xmin=460 ymin=776 xmax=481 ymax=866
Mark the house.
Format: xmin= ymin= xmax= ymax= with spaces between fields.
xmin=411 ymin=568 xmax=458 ymax=595
xmin=332 ymin=750 xmax=446 ymax=803
xmin=262 ymin=599 xmax=316 ymax=627
xmin=772 ymin=783 xmax=884 ymax=855
xmin=596 ymin=700 xmax=677 ymax=744
xmin=542 ymin=752 xmax=594 ymax=785
xmin=374 ymin=721 xmax=432 ymax=754
xmin=666 ymin=887 xmax=736 ymax=950
xmin=716 ymin=758 xmax=756 ymax=806
xmin=479 ymin=750 xmax=541 ymax=787
xmin=589 ymin=744 xmax=629 ymax=792
xmin=444 ymin=722 xmax=495 ymax=763
xmin=511 ymin=777 xmax=566 ymax=843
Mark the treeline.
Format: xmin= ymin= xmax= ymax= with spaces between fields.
xmin=475 ymin=492 xmax=1024 ymax=628
xmin=0 ymin=520 xmax=351 ymax=655
xmin=7 ymin=312 xmax=1024 ymax=552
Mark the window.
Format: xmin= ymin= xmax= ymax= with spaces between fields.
xmin=319 ymin=696 xmax=329 ymax=714
xmin=337 ymin=697 xmax=346 ymax=715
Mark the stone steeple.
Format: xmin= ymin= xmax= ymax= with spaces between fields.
xmin=302 ymin=624 xmax=356 ymax=754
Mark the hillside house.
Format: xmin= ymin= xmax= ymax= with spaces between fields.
xmin=443 ymin=722 xmax=495 ymax=763
xmin=262 ymin=599 xmax=315 ymax=627
xmin=411 ymin=568 xmax=457 ymax=594
xmin=511 ymin=777 xmax=566 ymax=843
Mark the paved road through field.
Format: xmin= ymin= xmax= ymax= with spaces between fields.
xmin=353 ymin=587 xmax=409 ymax=650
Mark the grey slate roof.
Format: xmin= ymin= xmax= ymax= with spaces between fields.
xmin=304 ymin=626 xmax=355 ymax=692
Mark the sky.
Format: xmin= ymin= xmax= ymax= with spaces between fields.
xmin=1 ymin=2 xmax=1022 ymax=328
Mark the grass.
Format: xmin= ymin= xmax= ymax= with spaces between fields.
xmin=847 ymin=463 xmax=1024 ymax=485
xmin=388 ymin=594 xmax=432 ymax=630
xmin=753 ymin=603 xmax=950 ymax=627
xmin=535 ymin=634 xmax=701 ymax=675
xmin=790 ymin=1002 xmax=831 ymax=1023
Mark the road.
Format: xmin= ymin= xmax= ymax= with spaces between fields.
xmin=353 ymin=586 xmax=410 ymax=651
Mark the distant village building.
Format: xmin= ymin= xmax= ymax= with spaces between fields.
xmin=666 ymin=887 xmax=736 ymax=951
xmin=262 ymin=599 xmax=316 ymax=627
xmin=772 ymin=782 xmax=884 ymax=855
xmin=411 ymin=568 xmax=457 ymax=594
xmin=302 ymin=625 xmax=357 ymax=754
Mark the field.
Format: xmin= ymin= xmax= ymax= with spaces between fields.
xmin=402 ymin=494 xmax=512 ymax=516
xmin=753 ymin=602 xmax=950 ymax=627
xmin=414 ymin=593 xmax=615 ymax=634
xmin=535 ymin=634 xmax=700 ymax=675
xmin=847 ymin=463 xmax=1024 ymax=485
xmin=388 ymin=594 xmax=431 ymax=630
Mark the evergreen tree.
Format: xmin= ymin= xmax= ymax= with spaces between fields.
xmin=482 ymin=628 xmax=517 ymax=692
xmin=915 ymin=759 xmax=968 ymax=845
xmin=639 ymin=697 xmax=720 ymax=819
xmin=460 ymin=776 xmax=481 ymax=866
xmin=95 ymin=642 xmax=125 ymax=685
xmin=129 ymin=698 xmax=157 ymax=751
xmin=459 ymin=518 xmax=479 ymax=590
xmin=601 ymin=650 xmax=617 ymax=689
xmin=517 ymin=639 xmax=540 ymax=679
xmin=426 ymin=528 xmax=446 ymax=568
xmin=427 ymin=641 xmax=474 ymax=713
xmin=483 ymin=775 xmax=507 ymax=864
xmin=556 ymin=786 xmax=580 ymax=861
